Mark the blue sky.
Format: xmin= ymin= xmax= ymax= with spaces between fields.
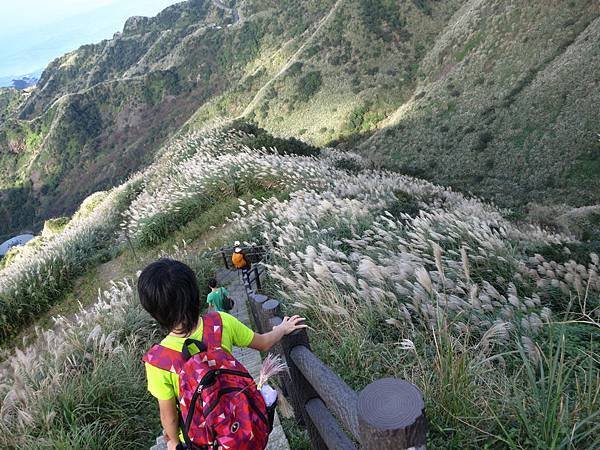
xmin=0 ymin=0 xmax=182 ymax=84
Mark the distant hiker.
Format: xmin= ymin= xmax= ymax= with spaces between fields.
xmin=138 ymin=258 xmax=306 ymax=450
xmin=207 ymin=277 xmax=234 ymax=312
xmin=231 ymin=246 xmax=251 ymax=271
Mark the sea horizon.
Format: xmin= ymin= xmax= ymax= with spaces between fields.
xmin=0 ymin=0 xmax=183 ymax=88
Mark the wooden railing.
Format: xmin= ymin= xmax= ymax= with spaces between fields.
xmin=224 ymin=253 xmax=428 ymax=450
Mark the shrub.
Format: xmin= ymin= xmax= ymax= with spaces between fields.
xmin=386 ymin=191 xmax=421 ymax=218
xmin=473 ymin=130 xmax=493 ymax=152
xmin=0 ymin=180 xmax=141 ymax=342
xmin=296 ymin=71 xmax=322 ymax=102
xmin=233 ymin=122 xmax=320 ymax=157
xmin=42 ymin=216 xmax=70 ymax=236
xmin=333 ymin=156 xmax=363 ymax=174
xmin=287 ymin=61 xmax=304 ymax=77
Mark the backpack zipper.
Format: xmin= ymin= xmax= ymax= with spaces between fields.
xmin=243 ymin=389 xmax=269 ymax=427
xmin=184 ymin=369 xmax=254 ymax=433
xmin=203 ymin=386 xmax=243 ymax=416
xmin=203 ymin=387 xmax=270 ymax=430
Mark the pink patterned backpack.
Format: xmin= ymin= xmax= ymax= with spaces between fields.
xmin=143 ymin=312 xmax=270 ymax=449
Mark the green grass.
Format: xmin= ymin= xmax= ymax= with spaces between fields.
xmin=455 ymin=32 xmax=483 ymax=62
xmin=0 ymin=199 xmax=226 ymax=448
xmin=34 ymin=345 xmax=161 ymax=450
xmin=280 ymin=418 xmax=311 ymax=450
xmin=494 ymin=336 xmax=600 ymax=450
xmin=0 ymin=265 xmax=107 ymax=356
xmin=570 ymin=158 xmax=600 ymax=181
xmin=136 ymin=185 xmax=288 ymax=248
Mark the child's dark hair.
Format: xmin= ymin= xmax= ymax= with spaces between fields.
xmin=208 ymin=278 xmax=217 ymax=289
xmin=138 ymin=258 xmax=200 ymax=335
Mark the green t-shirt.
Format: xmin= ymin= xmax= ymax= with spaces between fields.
xmin=145 ymin=311 xmax=254 ymax=400
xmin=207 ymin=287 xmax=229 ymax=312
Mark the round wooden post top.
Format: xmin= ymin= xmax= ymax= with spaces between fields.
xmin=262 ymin=299 xmax=280 ymax=311
xmin=253 ymin=294 xmax=268 ymax=303
xmin=358 ymin=378 xmax=424 ymax=430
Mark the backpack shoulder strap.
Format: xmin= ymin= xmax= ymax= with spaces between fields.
xmin=142 ymin=344 xmax=186 ymax=374
xmin=202 ymin=311 xmax=223 ymax=349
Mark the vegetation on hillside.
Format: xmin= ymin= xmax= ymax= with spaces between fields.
xmin=225 ymin=142 xmax=600 ymax=449
xmin=0 ymin=252 xmax=215 ymax=449
xmin=363 ymin=0 xmax=600 ymax=208
xmin=1 ymin=0 xmax=598 ymax=241
xmin=0 ymin=0 xmax=349 ymax=239
xmin=0 ymin=125 xmax=597 ymax=449
xmin=0 ymin=179 xmax=141 ymax=342
xmin=0 ymin=0 xmax=598 ymax=447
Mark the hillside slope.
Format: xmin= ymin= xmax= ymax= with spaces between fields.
xmin=0 ymin=0 xmax=222 ymax=238
xmin=0 ymin=123 xmax=597 ymax=449
xmin=228 ymin=0 xmax=599 ymax=208
xmin=361 ymin=0 xmax=600 ymax=207
xmin=0 ymin=0 xmax=336 ymax=239
xmin=1 ymin=0 xmax=599 ymax=240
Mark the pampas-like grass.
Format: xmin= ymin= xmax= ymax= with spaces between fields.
xmin=1 ymin=123 xmax=598 ymax=448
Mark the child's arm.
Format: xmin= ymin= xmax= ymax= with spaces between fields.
xmin=249 ymin=315 xmax=306 ymax=352
xmin=158 ymin=398 xmax=181 ymax=449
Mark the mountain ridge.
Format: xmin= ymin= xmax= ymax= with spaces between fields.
xmin=0 ymin=0 xmax=598 ymax=240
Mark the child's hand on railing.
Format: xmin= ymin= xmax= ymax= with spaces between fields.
xmin=276 ymin=315 xmax=307 ymax=335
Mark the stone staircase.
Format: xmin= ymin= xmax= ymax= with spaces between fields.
xmin=150 ymin=269 xmax=290 ymax=450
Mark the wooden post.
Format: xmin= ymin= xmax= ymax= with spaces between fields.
xmin=244 ymin=269 xmax=251 ymax=288
xmin=253 ymin=266 xmax=261 ymax=291
xmin=221 ymin=248 xmax=229 ymax=269
xmin=261 ymin=299 xmax=279 ymax=332
xmin=251 ymin=294 xmax=268 ymax=333
xmin=290 ymin=346 xmax=359 ymax=438
xmin=243 ymin=279 xmax=253 ymax=302
xmin=125 ymin=232 xmax=138 ymax=261
xmin=305 ymin=398 xmax=357 ymax=450
xmin=357 ymin=378 xmax=427 ymax=450
xmin=280 ymin=326 xmax=326 ymax=450
xmin=246 ymin=292 xmax=260 ymax=328
xmin=261 ymin=300 xmax=292 ymax=397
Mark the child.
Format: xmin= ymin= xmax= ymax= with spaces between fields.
xmin=138 ymin=258 xmax=305 ymax=450
xmin=206 ymin=277 xmax=229 ymax=312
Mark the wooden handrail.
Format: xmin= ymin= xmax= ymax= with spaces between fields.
xmin=224 ymin=253 xmax=427 ymax=449
xmin=290 ymin=345 xmax=359 ymax=439
xmin=305 ymin=398 xmax=357 ymax=450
